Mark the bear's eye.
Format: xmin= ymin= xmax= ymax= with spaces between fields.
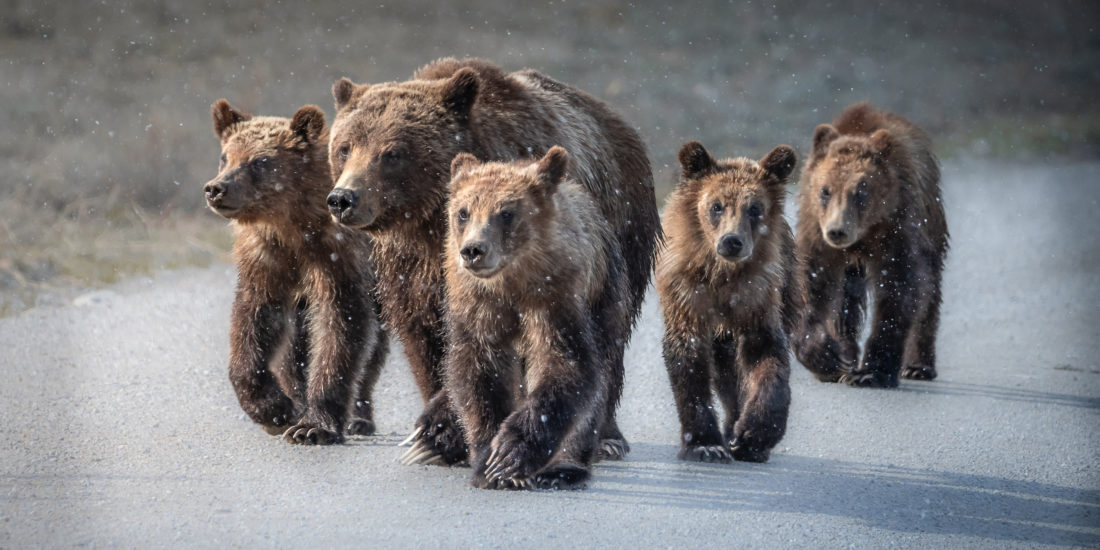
xmin=499 ymin=210 xmax=514 ymax=225
xmin=820 ymin=187 xmax=831 ymax=203
xmin=250 ymin=157 xmax=270 ymax=173
xmin=382 ymin=150 xmax=402 ymax=164
xmin=219 ymin=153 xmax=227 ymax=167
xmin=710 ymin=201 xmax=723 ymax=214
xmin=748 ymin=203 xmax=763 ymax=218
xmin=337 ymin=145 xmax=350 ymax=160
xmin=854 ymin=180 xmax=869 ymax=206
xmin=457 ymin=208 xmax=469 ymax=222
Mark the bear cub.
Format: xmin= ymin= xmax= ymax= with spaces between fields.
xmin=205 ymin=100 xmax=388 ymax=444
xmin=793 ymin=102 xmax=948 ymax=388
xmin=657 ymin=142 xmax=799 ymax=463
xmin=443 ymin=147 xmax=627 ymax=489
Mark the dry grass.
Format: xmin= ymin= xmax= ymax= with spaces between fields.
xmin=1 ymin=0 xmax=1097 ymax=314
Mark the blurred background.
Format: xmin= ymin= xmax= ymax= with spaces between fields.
xmin=1 ymin=0 xmax=1097 ymax=314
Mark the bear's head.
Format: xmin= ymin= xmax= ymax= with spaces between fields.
xmin=326 ymin=69 xmax=480 ymax=231
xmin=204 ymin=99 xmax=328 ymax=223
xmin=807 ymin=124 xmax=900 ymax=248
xmin=446 ymin=147 xmax=568 ymax=280
xmin=677 ymin=141 xmax=796 ymax=264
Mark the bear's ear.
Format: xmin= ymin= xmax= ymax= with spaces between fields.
xmin=811 ymin=124 xmax=840 ymax=159
xmin=869 ymin=129 xmax=893 ymax=157
xmin=760 ymin=144 xmax=797 ymax=182
xmin=450 ymin=153 xmax=481 ymax=181
xmin=333 ymin=77 xmax=364 ymax=111
xmin=290 ymin=105 xmax=326 ymax=144
xmin=441 ymin=68 xmax=479 ymax=119
xmin=678 ymin=141 xmax=716 ymax=180
xmin=534 ymin=146 xmax=569 ymax=193
xmin=211 ymin=99 xmax=251 ymax=139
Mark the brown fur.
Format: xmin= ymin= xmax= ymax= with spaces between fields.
xmin=443 ymin=147 xmax=627 ymax=489
xmin=326 ymin=58 xmax=661 ymax=465
xmin=205 ymin=100 xmax=388 ymax=444
xmin=657 ymin=142 xmax=799 ymax=463
xmin=794 ymin=102 xmax=948 ymax=387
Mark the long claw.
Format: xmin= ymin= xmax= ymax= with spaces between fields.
xmin=400 ymin=448 xmax=425 ymax=465
xmin=399 ymin=426 xmax=424 ymax=447
xmin=399 ymin=441 xmax=427 ymax=465
xmin=405 ymin=448 xmax=440 ymax=466
xmin=423 ymin=454 xmax=447 ymax=466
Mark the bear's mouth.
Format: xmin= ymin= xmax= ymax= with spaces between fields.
xmin=462 ymin=261 xmax=503 ymax=279
xmin=207 ymin=202 xmax=241 ymax=218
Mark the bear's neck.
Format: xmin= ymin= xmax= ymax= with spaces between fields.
xmin=369 ymin=207 xmax=447 ymax=284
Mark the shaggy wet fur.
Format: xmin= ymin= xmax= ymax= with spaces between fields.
xmin=326 ymin=58 xmax=660 ymax=465
xmin=794 ymin=102 xmax=948 ymax=388
xmin=205 ymin=100 xmax=388 ymax=444
xmin=443 ymin=148 xmax=627 ymax=490
xmin=657 ymin=142 xmax=799 ymax=463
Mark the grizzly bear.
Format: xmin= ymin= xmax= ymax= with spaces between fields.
xmin=325 ymin=58 xmax=661 ymax=465
xmin=205 ymin=99 xmax=388 ymax=444
xmin=657 ymin=141 xmax=799 ymax=463
xmin=442 ymin=147 xmax=626 ymax=490
xmin=793 ymin=102 xmax=948 ymax=388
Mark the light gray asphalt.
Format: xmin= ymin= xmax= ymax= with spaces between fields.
xmin=1 ymin=161 xmax=1098 ymax=548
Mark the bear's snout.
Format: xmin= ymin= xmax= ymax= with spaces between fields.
xmin=460 ymin=242 xmax=486 ymax=263
xmin=458 ymin=240 xmax=501 ymax=277
xmin=822 ymin=223 xmax=857 ymax=248
xmin=204 ymin=181 xmax=226 ymax=203
xmin=716 ymin=233 xmax=750 ymax=261
xmin=327 ymin=188 xmax=358 ymax=216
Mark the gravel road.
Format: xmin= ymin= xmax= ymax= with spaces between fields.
xmin=1 ymin=161 xmax=1097 ymax=548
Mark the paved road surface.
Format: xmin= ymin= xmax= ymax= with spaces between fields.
xmin=1 ymin=161 xmax=1097 ymax=548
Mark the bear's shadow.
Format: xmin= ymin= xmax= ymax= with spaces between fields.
xmin=581 ymin=443 xmax=1099 ymax=547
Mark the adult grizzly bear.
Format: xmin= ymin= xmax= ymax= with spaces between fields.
xmin=325 ymin=58 xmax=661 ymax=465
xmin=794 ymin=102 xmax=948 ymax=388
xmin=205 ymin=100 xmax=388 ymax=444
xmin=657 ymin=141 xmax=799 ymax=463
xmin=443 ymin=147 xmax=627 ymax=489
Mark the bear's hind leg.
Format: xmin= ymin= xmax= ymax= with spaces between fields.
xmin=347 ymin=325 xmax=389 ymax=436
xmin=901 ymin=264 xmax=942 ymax=381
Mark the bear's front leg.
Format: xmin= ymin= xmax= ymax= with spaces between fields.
xmin=663 ymin=326 xmax=729 ymax=463
xmin=228 ymin=296 xmax=297 ymax=435
xmin=283 ymin=283 xmax=371 ymax=445
xmin=483 ymin=312 xmax=601 ymax=489
xmin=794 ymin=260 xmax=854 ymax=382
xmin=843 ymin=253 xmax=917 ymax=388
xmin=395 ymin=319 xmax=469 ymax=465
xmin=728 ymin=325 xmax=791 ymax=462
xmin=440 ymin=331 xmax=519 ymax=487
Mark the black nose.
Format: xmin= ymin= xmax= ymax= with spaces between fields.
xmin=460 ymin=243 xmax=485 ymax=263
xmin=827 ymin=228 xmax=848 ymax=243
xmin=204 ymin=182 xmax=225 ymax=202
xmin=717 ymin=234 xmax=744 ymax=258
xmin=327 ymin=189 xmax=358 ymax=216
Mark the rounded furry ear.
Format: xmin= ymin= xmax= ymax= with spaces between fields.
xmin=450 ymin=153 xmax=480 ymax=180
xmin=811 ymin=124 xmax=840 ymax=158
xmin=760 ymin=144 xmax=797 ymax=182
xmin=441 ymin=68 xmax=479 ymax=119
xmin=290 ymin=105 xmax=326 ymax=143
xmin=678 ymin=141 xmax=716 ymax=179
xmin=333 ymin=78 xmax=361 ymax=111
xmin=211 ymin=99 xmax=251 ymax=139
xmin=869 ymin=129 xmax=893 ymax=156
xmin=536 ymin=146 xmax=569 ymax=191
